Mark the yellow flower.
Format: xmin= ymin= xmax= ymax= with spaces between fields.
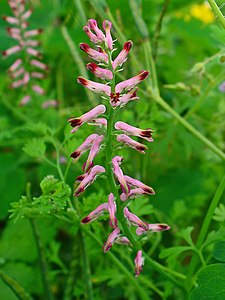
xmin=190 ymin=3 xmax=214 ymax=24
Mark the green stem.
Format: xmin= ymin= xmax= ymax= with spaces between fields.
xmin=186 ymin=174 xmax=225 ymax=290
xmin=61 ymin=26 xmax=97 ymax=106
xmin=80 ymin=230 xmax=94 ymax=300
xmin=185 ymin=72 xmax=225 ymax=118
xmin=151 ymin=93 xmax=225 ymax=161
xmin=26 ymin=184 xmax=54 ymax=300
xmin=85 ymin=230 xmax=151 ymax=300
xmin=207 ymin=0 xmax=225 ymax=29
xmin=0 ymin=271 xmax=32 ymax=300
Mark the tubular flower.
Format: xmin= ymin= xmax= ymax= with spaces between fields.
xmin=74 ymin=165 xmax=105 ymax=197
xmin=3 ymin=0 xmax=56 ymax=106
xmin=69 ymin=18 xmax=170 ymax=277
xmin=115 ymin=121 xmax=154 ymax=142
xmin=103 ymin=227 xmax=120 ymax=253
xmin=134 ymin=250 xmax=144 ymax=277
xmin=117 ymin=134 xmax=148 ymax=153
xmin=81 ymin=203 xmax=108 ymax=224
xmin=68 ymin=105 xmax=106 ymax=133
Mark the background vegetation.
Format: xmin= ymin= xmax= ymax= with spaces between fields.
xmin=0 ymin=0 xmax=224 ymax=299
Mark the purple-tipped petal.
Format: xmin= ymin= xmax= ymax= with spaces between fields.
xmin=124 ymin=207 xmax=148 ymax=230
xmin=115 ymin=70 xmax=149 ymax=93
xmin=112 ymin=156 xmax=129 ymax=194
xmin=87 ymin=63 xmax=113 ymax=80
xmin=112 ymin=41 xmax=133 ymax=69
xmin=102 ymin=20 xmax=113 ymax=50
xmin=80 ymin=43 xmax=108 ymax=63
xmin=87 ymin=19 xmax=105 ymax=41
xmin=103 ymin=227 xmax=120 ymax=253
xmin=70 ymin=134 xmax=98 ymax=160
xmin=117 ymin=134 xmax=148 ymax=153
xmin=81 ymin=203 xmax=108 ymax=224
xmin=124 ymin=175 xmax=155 ymax=195
xmin=134 ymin=250 xmax=144 ymax=277
xmin=115 ymin=121 xmax=154 ymax=143
xmin=83 ymin=135 xmax=104 ymax=172
xmin=136 ymin=223 xmax=171 ymax=236
xmin=108 ymin=193 xmax=117 ymax=228
xmin=77 ymin=76 xmax=111 ymax=95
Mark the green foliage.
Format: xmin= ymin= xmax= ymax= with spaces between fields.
xmin=23 ymin=138 xmax=46 ymax=158
xmin=190 ymin=264 xmax=225 ymax=300
xmin=9 ymin=176 xmax=71 ymax=222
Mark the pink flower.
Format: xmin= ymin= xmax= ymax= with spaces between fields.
xmin=124 ymin=175 xmax=155 ymax=195
xmin=89 ymin=118 xmax=107 ymax=127
xmin=87 ymin=62 xmax=113 ymax=80
xmin=74 ymin=165 xmax=105 ymax=196
xmin=2 ymin=45 xmax=21 ymax=57
xmin=102 ymin=20 xmax=113 ymax=50
xmin=115 ymin=70 xmax=149 ymax=93
xmin=134 ymin=250 xmax=144 ymax=277
xmin=136 ymin=223 xmax=171 ymax=236
xmin=123 ymin=207 xmax=148 ymax=230
xmin=77 ymin=76 xmax=111 ymax=95
xmin=19 ymin=95 xmax=31 ymax=106
xmin=68 ymin=104 xmax=106 ymax=133
xmin=83 ymin=135 xmax=104 ymax=172
xmin=119 ymin=88 xmax=139 ymax=105
xmin=117 ymin=134 xmax=148 ymax=153
xmin=24 ymin=29 xmax=43 ymax=38
xmin=112 ymin=156 xmax=129 ymax=194
xmin=83 ymin=26 xmax=103 ymax=44
xmin=8 ymin=58 xmax=22 ymax=72
xmin=30 ymin=59 xmax=48 ymax=70
xmin=81 ymin=203 xmax=108 ymax=224
xmin=108 ymin=193 xmax=117 ymax=228
xmin=41 ymin=100 xmax=58 ymax=109
xmin=70 ymin=134 xmax=98 ymax=160
xmin=112 ymin=41 xmax=133 ymax=70
xmin=80 ymin=43 xmax=108 ymax=63
xmin=87 ymin=19 xmax=105 ymax=41
xmin=115 ymin=121 xmax=154 ymax=143
xmin=32 ymin=85 xmax=45 ymax=95
xmin=120 ymin=188 xmax=152 ymax=202
xmin=115 ymin=236 xmax=130 ymax=245
xmin=103 ymin=227 xmax=120 ymax=253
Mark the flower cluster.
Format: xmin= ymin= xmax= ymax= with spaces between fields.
xmin=68 ymin=19 xmax=170 ymax=277
xmin=2 ymin=0 xmax=57 ymax=108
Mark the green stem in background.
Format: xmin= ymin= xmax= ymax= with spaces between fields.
xmin=207 ymin=0 xmax=225 ymax=29
xmin=186 ymin=174 xmax=225 ymax=290
xmin=26 ymin=183 xmax=54 ymax=300
xmin=63 ymin=233 xmax=78 ymax=300
xmin=153 ymin=0 xmax=171 ymax=60
xmin=80 ymin=230 xmax=94 ymax=300
xmin=85 ymin=230 xmax=151 ymax=300
xmin=151 ymin=93 xmax=225 ymax=161
xmin=74 ymin=0 xmax=87 ymax=24
xmin=61 ymin=26 xmax=97 ymax=106
xmin=185 ymin=72 xmax=225 ymax=118
xmin=0 ymin=271 xmax=32 ymax=300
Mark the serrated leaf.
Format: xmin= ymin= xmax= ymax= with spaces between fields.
xmin=202 ymin=228 xmax=225 ymax=249
xmin=213 ymin=241 xmax=225 ymax=262
xmin=213 ymin=204 xmax=225 ymax=223
xmin=190 ymin=264 xmax=225 ymax=300
xmin=23 ymin=138 xmax=46 ymax=158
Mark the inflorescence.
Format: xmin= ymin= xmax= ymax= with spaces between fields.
xmin=68 ymin=19 xmax=170 ymax=277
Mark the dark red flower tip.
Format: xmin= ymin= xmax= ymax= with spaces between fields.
xmin=140 ymin=130 xmax=153 ymax=138
xmin=138 ymin=70 xmax=149 ymax=80
xmin=2 ymin=51 xmax=7 ymax=57
xmin=80 ymin=43 xmax=90 ymax=52
xmin=76 ymin=174 xmax=85 ymax=182
xmin=77 ymin=76 xmax=88 ymax=86
xmin=70 ymin=151 xmax=80 ymax=159
xmin=136 ymin=145 xmax=147 ymax=152
xmin=86 ymin=62 xmax=97 ymax=72
xmin=124 ymin=40 xmax=133 ymax=51
xmin=159 ymin=224 xmax=170 ymax=230
xmin=143 ymin=187 xmax=155 ymax=195
xmin=74 ymin=187 xmax=84 ymax=197
xmin=81 ymin=216 xmax=91 ymax=224
xmin=103 ymin=242 xmax=112 ymax=253
xmin=68 ymin=118 xmax=82 ymax=127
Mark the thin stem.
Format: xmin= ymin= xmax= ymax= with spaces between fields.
xmin=61 ymin=26 xmax=97 ymax=106
xmin=186 ymin=174 xmax=225 ymax=289
xmin=185 ymin=72 xmax=225 ymax=118
xmin=151 ymin=93 xmax=225 ymax=161
xmin=0 ymin=271 xmax=32 ymax=300
xmin=207 ymin=0 xmax=225 ymax=29
xmin=85 ymin=229 xmax=151 ymax=300
xmin=80 ymin=230 xmax=94 ymax=300
xmin=26 ymin=183 xmax=54 ymax=300
xmin=153 ymin=0 xmax=171 ymax=60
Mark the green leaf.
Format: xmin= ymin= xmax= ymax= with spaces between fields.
xmin=213 ymin=204 xmax=225 ymax=223
xmin=23 ymin=138 xmax=46 ymax=158
xmin=190 ymin=264 xmax=225 ymax=300
xmin=177 ymin=226 xmax=194 ymax=246
xmin=213 ymin=241 xmax=225 ymax=262
xmin=159 ymin=246 xmax=192 ymax=261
